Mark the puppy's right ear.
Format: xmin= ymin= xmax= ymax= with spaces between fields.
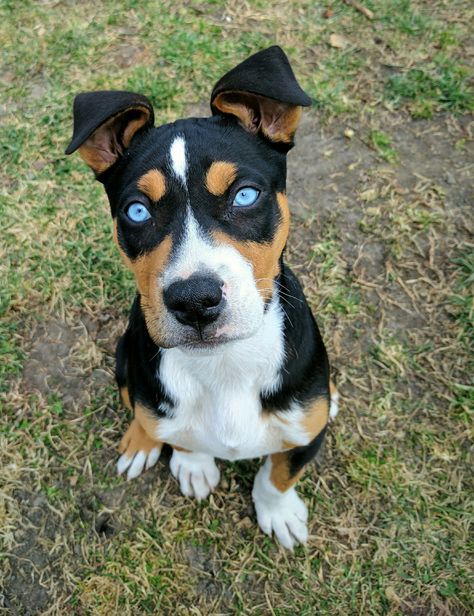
xmin=65 ymin=91 xmax=154 ymax=176
xmin=211 ymin=46 xmax=311 ymax=150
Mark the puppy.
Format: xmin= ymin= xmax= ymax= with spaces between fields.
xmin=66 ymin=46 xmax=338 ymax=549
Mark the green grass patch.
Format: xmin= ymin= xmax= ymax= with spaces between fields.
xmin=370 ymin=130 xmax=398 ymax=162
xmin=386 ymin=59 xmax=474 ymax=118
xmin=448 ymin=249 xmax=474 ymax=421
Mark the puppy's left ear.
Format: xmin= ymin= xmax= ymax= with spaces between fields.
xmin=211 ymin=46 xmax=311 ymax=149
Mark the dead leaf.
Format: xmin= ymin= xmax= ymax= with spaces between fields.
xmin=329 ymin=33 xmax=349 ymax=49
xmin=360 ymin=188 xmax=378 ymax=202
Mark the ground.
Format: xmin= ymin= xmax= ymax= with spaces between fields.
xmin=1 ymin=1 xmax=473 ymax=615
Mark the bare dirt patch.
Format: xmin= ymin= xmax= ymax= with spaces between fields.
xmin=21 ymin=314 xmax=124 ymax=411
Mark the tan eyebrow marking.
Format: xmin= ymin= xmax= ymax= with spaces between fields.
xmin=205 ymin=161 xmax=238 ymax=196
xmin=137 ymin=169 xmax=167 ymax=202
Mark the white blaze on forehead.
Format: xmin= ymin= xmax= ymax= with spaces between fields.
xmin=169 ymin=136 xmax=187 ymax=186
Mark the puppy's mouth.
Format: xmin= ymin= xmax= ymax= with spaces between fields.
xmin=176 ymin=323 xmax=253 ymax=351
xmin=180 ymin=337 xmax=233 ymax=353
xmin=149 ymin=316 xmax=261 ymax=351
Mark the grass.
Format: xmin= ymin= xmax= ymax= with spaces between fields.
xmin=386 ymin=59 xmax=474 ymax=119
xmin=369 ymin=130 xmax=398 ymax=161
xmin=1 ymin=1 xmax=473 ymax=614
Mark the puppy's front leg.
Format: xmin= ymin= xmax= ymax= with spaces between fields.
xmin=116 ymin=391 xmax=163 ymax=480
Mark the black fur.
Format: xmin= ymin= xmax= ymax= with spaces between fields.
xmin=211 ymin=46 xmax=312 ymax=113
xmin=261 ymin=263 xmax=329 ymax=411
xmin=115 ymin=296 xmax=174 ymax=415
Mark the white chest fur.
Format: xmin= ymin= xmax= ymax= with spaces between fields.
xmin=156 ymin=300 xmax=308 ymax=460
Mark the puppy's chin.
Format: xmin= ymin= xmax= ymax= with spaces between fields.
xmin=177 ymin=327 xmax=260 ymax=355
xmin=147 ymin=317 xmax=263 ymax=352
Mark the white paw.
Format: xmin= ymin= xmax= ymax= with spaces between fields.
xmin=116 ymin=447 xmax=161 ymax=481
xmin=170 ymin=450 xmax=220 ymax=501
xmin=329 ymin=389 xmax=339 ymax=421
xmin=253 ymin=486 xmax=308 ymax=550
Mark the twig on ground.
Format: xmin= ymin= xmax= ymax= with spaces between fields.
xmin=343 ymin=0 xmax=374 ymax=20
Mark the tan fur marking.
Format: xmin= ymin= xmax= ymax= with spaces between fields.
xmin=330 ymin=380 xmax=337 ymax=398
xmin=213 ymin=92 xmax=255 ymax=132
xmin=270 ymin=400 xmax=328 ymax=491
xmin=120 ymin=386 xmax=132 ymax=411
xmin=134 ymin=403 xmax=162 ymax=441
xmin=122 ymin=110 xmax=150 ymax=147
xmin=205 ymin=161 xmax=237 ymax=196
xmin=118 ymin=404 xmax=162 ymax=457
xmin=132 ymin=236 xmax=173 ymax=344
xmin=270 ymin=452 xmax=304 ymax=492
xmin=124 ymin=237 xmax=172 ymax=297
xmin=280 ymin=398 xmax=328 ymax=451
xmin=302 ymin=397 xmax=329 ymax=440
xmin=138 ymin=169 xmax=166 ymax=202
xmin=113 ymin=219 xmax=172 ymax=344
xmin=212 ymin=192 xmax=290 ymax=300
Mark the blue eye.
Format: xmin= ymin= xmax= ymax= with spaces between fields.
xmin=233 ymin=187 xmax=260 ymax=207
xmin=126 ymin=202 xmax=151 ymax=223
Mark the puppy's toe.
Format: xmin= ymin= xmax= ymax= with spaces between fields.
xmin=170 ymin=449 xmax=220 ymax=501
xmin=117 ymin=420 xmax=162 ymax=480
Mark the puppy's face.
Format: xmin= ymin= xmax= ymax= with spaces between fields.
xmin=66 ymin=47 xmax=311 ymax=349
xmin=106 ymin=118 xmax=289 ymax=348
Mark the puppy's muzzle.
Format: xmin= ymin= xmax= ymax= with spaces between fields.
xmin=163 ymin=274 xmax=225 ymax=328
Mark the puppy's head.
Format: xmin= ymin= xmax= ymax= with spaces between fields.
xmin=66 ymin=46 xmax=311 ymax=349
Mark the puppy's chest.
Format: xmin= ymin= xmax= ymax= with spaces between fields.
xmin=158 ymin=378 xmax=287 ymax=460
xmin=156 ymin=311 xmax=307 ymax=460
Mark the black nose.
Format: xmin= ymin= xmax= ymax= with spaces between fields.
xmin=163 ymin=274 xmax=225 ymax=327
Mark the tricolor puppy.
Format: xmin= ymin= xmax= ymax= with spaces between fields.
xmin=66 ymin=46 xmax=338 ymax=550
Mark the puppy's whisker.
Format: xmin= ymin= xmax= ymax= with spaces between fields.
xmin=254 ymin=277 xmax=304 ymax=304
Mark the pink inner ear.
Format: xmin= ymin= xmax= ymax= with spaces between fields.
xmin=88 ymin=128 xmax=121 ymax=163
xmin=77 ymin=106 xmax=151 ymax=174
xmin=261 ymin=102 xmax=287 ymax=137
xmin=213 ymin=91 xmax=302 ymax=144
xmin=251 ymin=112 xmax=261 ymax=129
